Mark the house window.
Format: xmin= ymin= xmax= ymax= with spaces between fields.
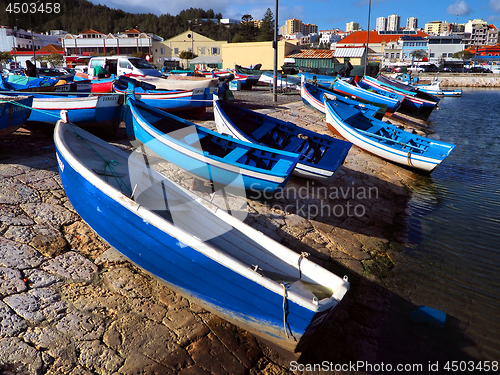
xmin=199 ymin=47 xmax=205 ymax=55
xmin=174 ymin=48 xmax=179 ymax=55
xmin=211 ymin=47 xmax=219 ymax=55
xmin=160 ymin=48 xmax=165 ymax=54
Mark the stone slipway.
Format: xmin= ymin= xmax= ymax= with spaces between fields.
xmin=0 ymin=89 xmax=469 ymax=375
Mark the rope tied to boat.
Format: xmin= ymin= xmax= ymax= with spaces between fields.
xmin=280 ymin=283 xmax=290 ymax=339
xmin=298 ymin=252 xmax=310 ymax=279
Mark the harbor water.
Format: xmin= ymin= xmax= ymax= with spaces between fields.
xmin=401 ymin=88 xmax=500 ymax=360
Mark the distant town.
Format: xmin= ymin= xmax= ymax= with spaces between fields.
xmin=0 ymin=12 xmax=497 ymax=74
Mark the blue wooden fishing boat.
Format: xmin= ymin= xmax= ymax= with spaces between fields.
xmin=54 ymin=120 xmax=350 ymax=353
xmin=0 ymin=74 xmax=91 ymax=93
xmin=113 ymin=76 xmax=220 ymax=119
xmin=414 ymin=81 xmax=463 ymax=97
xmin=301 ymin=79 xmax=386 ymax=120
xmin=213 ymin=95 xmax=352 ymax=184
xmin=324 ymin=99 xmax=455 ymax=172
xmin=361 ymin=75 xmax=438 ymax=118
xmin=298 ymin=72 xmax=338 ymax=87
xmin=0 ymin=95 xmax=33 ymax=137
xmin=332 ymin=77 xmax=402 ymax=115
xmin=125 ymin=94 xmax=299 ymax=194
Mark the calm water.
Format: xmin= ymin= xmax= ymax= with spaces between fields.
xmin=402 ymin=88 xmax=500 ymax=359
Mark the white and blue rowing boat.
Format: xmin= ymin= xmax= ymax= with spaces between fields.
xmin=324 ymin=99 xmax=455 ymax=172
xmin=54 ymin=120 xmax=350 ymax=353
xmin=125 ymin=94 xmax=299 ymax=194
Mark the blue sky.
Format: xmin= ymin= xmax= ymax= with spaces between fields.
xmin=90 ymin=0 xmax=500 ymax=31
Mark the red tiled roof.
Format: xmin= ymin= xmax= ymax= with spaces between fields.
xmin=286 ymin=49 xmax=335 ymax=59
xmin=124 ymin=28 xmax=141 ymax=34
xmin=79 ymin=29 xmax=105 ymax=35
xmin=37 ymin=44 xmax=63 ymax=53
xmin=339 ymin=30 xmax=429 ymax=45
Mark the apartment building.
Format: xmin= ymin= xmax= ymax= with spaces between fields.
xmin=376 ymin=17 xmax=387 ymax=32
xmin=406 ymin=17 xmax=418 ymax=31
xmin=346 ymin=22 xmax=360 ymax=32
xmin=387 ymin=14 xmax=401 ymax=32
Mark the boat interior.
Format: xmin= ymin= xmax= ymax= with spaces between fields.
xmin=132 ymin=99 xmax=293 ymax=173
xmin=219 ymin=101 xmax=329 ymax=164
xmin=61 ymin=123 xmax=337 ymax=301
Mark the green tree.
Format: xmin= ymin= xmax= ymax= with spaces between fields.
xmin=452 ymin=50 xmax=473 ymax=60
xmin=42 ymin=53 xmax=64 ymax=68
xmin=410 ymin=49 xmax=427 ymax=61
xmin=179 ymin=51 xmax=197 ymax=60
xmin=257 ymin=8 xmax=274 ymax=42
xmin=0 ymin=51 xmax=12 ymax=68
xmin=240 ymin=14 xmax=256 ymax=42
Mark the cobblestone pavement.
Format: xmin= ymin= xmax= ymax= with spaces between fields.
xmin=0 ymin=88 xmax=472 ymax=374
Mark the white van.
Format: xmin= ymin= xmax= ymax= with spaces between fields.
xmin=88 ymin=56 xmax=161 ymax=78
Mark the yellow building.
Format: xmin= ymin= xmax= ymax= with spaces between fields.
xmin=152 ymin=30 xmax=227 ymax=69
xmin=221 ymin=40 xmax=301 ymax=70
xmin=221 ymin=40 xmax=300 ymax=70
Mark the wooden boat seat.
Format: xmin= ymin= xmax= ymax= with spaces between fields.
xmin=251 ymin=124 xmax=274 ymax=141
xmin=180 ymin=132 xmax=206 ymax=145
xmin=283 ymin=137 xmax=305 ymax=152
xmin=271 ymin=158 xmax=293 ymax=175
xmin=224 ymin=147 xmax=248 ymax=162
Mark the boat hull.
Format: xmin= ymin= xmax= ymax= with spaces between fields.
xmin=325 ymin=100 xmax=454 ymax=172
xmin=0 ymin=96 xmax=33 ymax=136
xmin=213 ymin=96 xmax=352 ymax=185
xmin=126 ymin=97 xmax=298 ymax=193
xmin=54 ymin=122 xmax=350 ymax=353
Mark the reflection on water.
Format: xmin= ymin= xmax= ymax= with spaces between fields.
xmin=402 ymin=88 xmax=500 ymax=358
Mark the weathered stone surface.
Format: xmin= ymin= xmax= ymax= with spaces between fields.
xmin=0 ymin=164 xmax=24 ymax=178
xmin=41 ymin=251 xmax=98 ymax=283
xmin=59 ymin=283 xmax=129 ymax=319
xmin=118 ymin=353 xmax=176 ymax=375
xmin=76 ymin=340 xmax=124 ymax=375
xmin=0 ymin=179 xmax=40 ymax=204
xmin=0 ymin=266 xmax=27 ymax=296
xmin=63 ymin=221 xmax=109 ymax=259
xmin=163 ymin=308 xmax=210 ymax=346
xmin=3 ymin=287 xmax=66 ymax=324
xmin=104 ymin=314 xmax=192 ymax=370
xmin=0 ymin=300 xmax=27 ymax=338
xmin=30 ymin=234 xmax=68 ymax=258
xmin=55 ymin=311 xmax=105 ymax=341
xmin=0 ymin=337 xmax=43 ymax=375
xmin=202 ymin=315 xmax=261 ymax=369
xmin=21 ymin=326 xmax=75 ymax=367
xmin=3 ymin=225 xmax=37 ymax=244
xmin=23 ymin=268 xmax=62 ymax=289
xmin=102 ymin=267 xmax=153 ymax=299
xmin=0 ymin=204 xmax=35 ymax=225
xmin=187 ymin=333 xmax=247 ymax=375
xmin=15 ymin=169 xmax=58 ymax=185
xmin=20 ymin=203 xmax=78 ymax=226
xmin=0 ymin=237 xmax=44 ymax=269
xmin=94 ymin=247 xmax=129 ymax=267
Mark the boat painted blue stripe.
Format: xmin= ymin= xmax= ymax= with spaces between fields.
xmin=326 ymin=103 xmax=442 ymax=166
xmin=57 ymin=149 xmax=317 ymax=339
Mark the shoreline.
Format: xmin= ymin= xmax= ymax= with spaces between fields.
xmin=0 ymin=88 xmax=472 ymax=374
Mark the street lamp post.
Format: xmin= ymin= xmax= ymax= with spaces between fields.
xmin=363 ymin=0 xmax=372 ymax=76
xmin=273 ymin=0 xmax=278 ymax=102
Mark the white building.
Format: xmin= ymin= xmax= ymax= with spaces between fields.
xmin=376 ymin=17 xmax=387 ymax=32
xmin=387 ymin=14 xmax=401 ymax=32
xmin=0 ymin=26 xmax=61 ymax=53
xmin=346 ymin=22 xmax=360 ymax=32
xmin=406 ymin=17 xmax=418 ymax=30
xmin=61 ymin=28 xmax=163 ymax=57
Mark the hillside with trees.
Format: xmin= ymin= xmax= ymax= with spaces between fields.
xmin=0 ymin=0 xmax=274 ymax=43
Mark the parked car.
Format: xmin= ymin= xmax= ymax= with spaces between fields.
xmin=423 ymin=64 xmax=440 ymax=72
xmin=407 ymin=66 xmax=425 ymax=73
xmin=468 ymin=67 xmax=491 ymax=73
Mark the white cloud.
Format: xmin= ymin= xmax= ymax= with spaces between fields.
xmin=446 ymin=0 xmax=473 ymax=16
